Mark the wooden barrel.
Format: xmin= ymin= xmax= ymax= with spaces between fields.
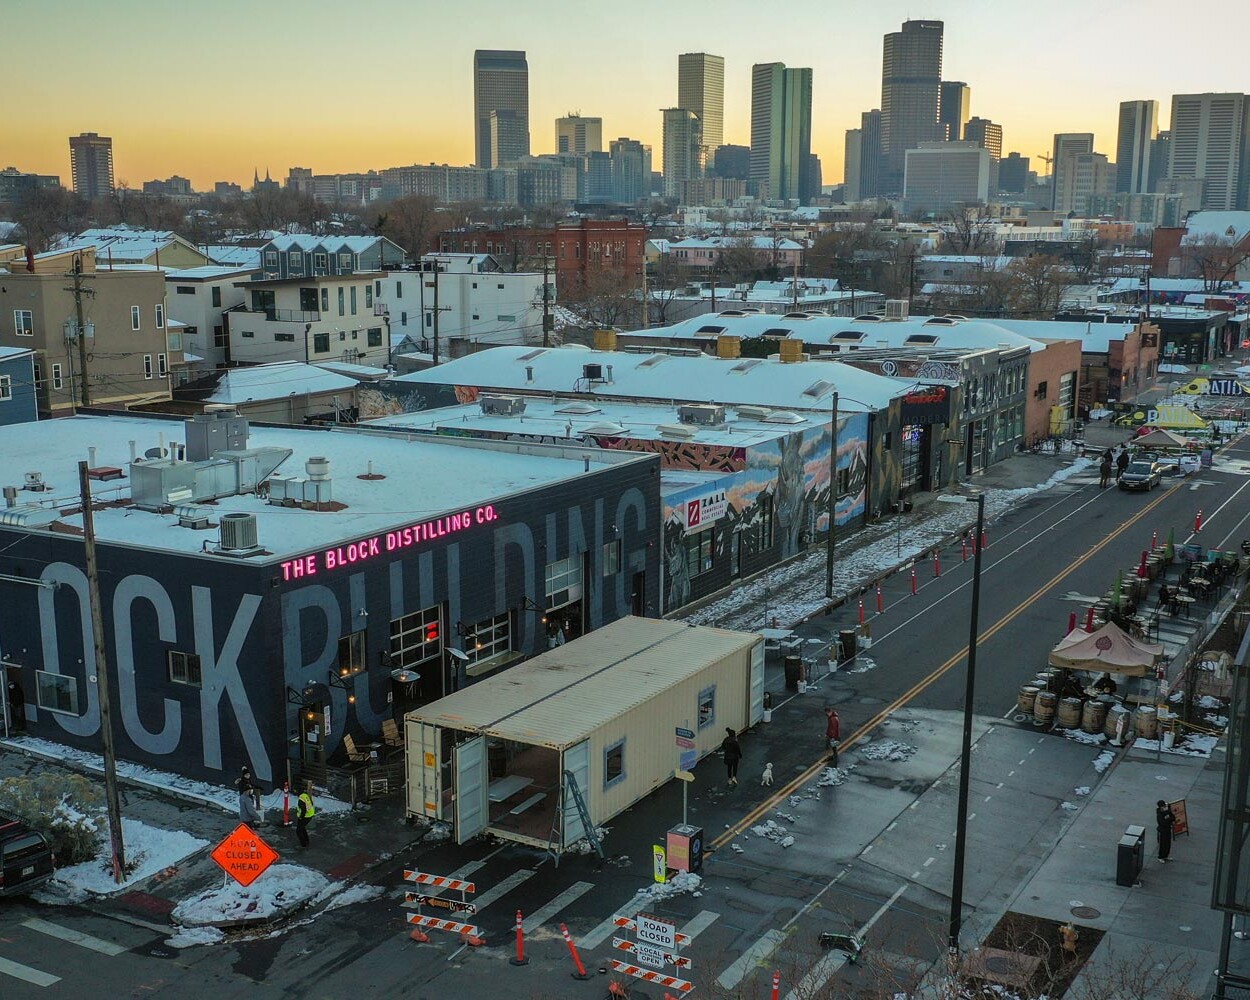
xmin=1034 ymin=691 xmax=1058 ymax=727
xmin=1057 ymin=697 xmax=1083 ymax=729
xmin=1104 ymin=704 xmax=1130 ymax=740
xmin=1018 ymin=685 xmax=1040 ymax=715
xmin=1082 ymin=698 xmax=1108 ymax=734
xmin=1135 ymin=705 xmax=1158 ymax=740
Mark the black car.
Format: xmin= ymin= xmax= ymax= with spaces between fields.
xmin=0 ymin=815 xmax=55 ymax=896
xmin=1119 ymin=460 xmax=1164 ymax=491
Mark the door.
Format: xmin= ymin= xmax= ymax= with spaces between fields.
xmin=453 ymin=736 xmax=489 ymax=844
xmin=299 ymin=701 xmax=326 ymax=769
xmin=748 ymin=641 xmax=766 ymax=726
xmin=631 ymin=571 xmax=646 ymax=617
xmin=406 ymin=720 xmax=443 ymax=821
xmin=561 ymin=740 xmax=591 ymax=847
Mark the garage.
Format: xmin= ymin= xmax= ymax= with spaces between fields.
xmin=404 ymin=616 xmax=763 ymax=857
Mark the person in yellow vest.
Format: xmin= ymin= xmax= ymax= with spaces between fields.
xmin=296 ymin=782 xmax=316 ymax=849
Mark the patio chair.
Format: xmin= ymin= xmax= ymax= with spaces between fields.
xmin=342 ymin=733 xmax=371 ymax=767
xmin=381 ymin=718 xmax=403 ymax=750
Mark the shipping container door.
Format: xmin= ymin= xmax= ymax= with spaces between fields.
xmin=561 ymin=740 xmax=591 ymax=846
xmin=406 ymin=719 xmax=443 ymax=821
xmin=453 ymin=736 xmax=489 ymax=844
xmin=748 ymin=641 xmax=765 ymax=726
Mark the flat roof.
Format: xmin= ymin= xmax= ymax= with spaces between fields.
xmin=407 ymin=617 xmax=759 ymax=749
xmin=165 ymin=265 xmax=260 ymax=281
xmin=241 ymin=271 xmax=383 ymax=288
xmin=0 ymin=414 xmax=644 ymax=562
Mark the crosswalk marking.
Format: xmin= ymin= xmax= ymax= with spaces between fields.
xmin=470 ymin=869 xmax=535 ymax=912
xmin=680 ymin=910 xmax=719 ymax=940
xmin=0 ymin=956 xmax=61 ymax=987
xmin=785 ymin=885 xmax=907 ymax=1000
xmin=21 ymin=918 xmax=126 ymax=956
xmin=522 ymin=881 xmax=594 ymax=934
xmin=716 ymin=929 xmax=786 ymax=990
xmin=581 ymin=902 xmax=641 ymax=950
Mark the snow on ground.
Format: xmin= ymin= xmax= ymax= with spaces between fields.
xmin=1092 ymin=750 xmax=1116 ymax=774
xmin=682 ymin=458 xmax=1092 ymax=632
xmin=1057 ymin=727 xmax=1106 ymax=746
xmin=817 ymin=766 xmax=850 ymax=787
xmin=1061 ymin=801 xmax=1079 ymax=812
xmin=1197 ymin=695 xmax=1226 ymax=709
xmin=320 ymin=883 xmax=386 ymax=911
xmin=846 ymin=656 xmax=878 ymax=675
xmin=1 ymin=737 xmax=352 ymax=815
xmin=633 ymin=871 xmax=703 ymax=902
xmin=173 ymin=864 xmax=330 ymax=927
xmin=858 ymin=740 xmax=917 ymax=762
xmin=165 ymin=926 xmax=225 ymax=949
xmin=565 ymin=827 xmax=610 ymax=855
xmin=1074 ymin=786 xmax=1090 ymax=796
xmin=52 ymin=816 xmax=208 ymax=897
xmin=751 ymin=820 xmax=795 ymax=848
xmin=1134 ymin=734 xmax=1220 ymax=758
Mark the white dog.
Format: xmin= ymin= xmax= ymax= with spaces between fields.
xmin=761 ymin=762 xmax=774 ymax=787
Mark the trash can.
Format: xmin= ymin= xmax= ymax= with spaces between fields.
xmin=1116 ymin=824 xmax=1145 ymax=886
xmin=487 ymin=740 xmax=507 ymax=779
xmin=838 ymin=629 xmax=858 ymax=664
xmin=784 ymin=655 xmax=803 ymax=692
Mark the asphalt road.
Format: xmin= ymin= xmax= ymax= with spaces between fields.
xmin=4 ymin=439 xmax=1250 ymax=999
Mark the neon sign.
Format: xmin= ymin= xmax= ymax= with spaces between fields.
xmin=279 ymin=504 xmax=499 ymax=580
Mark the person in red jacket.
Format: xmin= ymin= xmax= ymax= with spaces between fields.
xmin=825 ymin=707 xmax=841 ymax=767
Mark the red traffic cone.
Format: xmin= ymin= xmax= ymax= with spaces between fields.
xmin=876 ymin=582 xmax=883 ymax=614
xmin=858 ymin=597 xmax=865 ymax=625
xmin=933 ymin=550 xmax=941 ymax=577
xmin=1195 ymin=509 xmax=1204 ymax=533
xmin=910 ymin=565 xmax=918 ymax=595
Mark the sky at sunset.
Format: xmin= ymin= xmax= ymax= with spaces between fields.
xmin=7 ymin=0 xmax=1250 ymax=193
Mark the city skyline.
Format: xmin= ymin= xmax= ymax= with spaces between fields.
xmin=7 ymin=0 xmax=1250 ymax=192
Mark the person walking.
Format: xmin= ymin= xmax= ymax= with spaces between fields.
xmin=1099 ymin=454 xmax=1113 ymax=489
xmin=720 ymin=727 xmax=742 ymax=787
xmin=234 ymin=767 xmax=264 ymax=826
xmin=1116 ymin=448 xmax=1130 ymax=480
xmin=296 ymin=782 xmax=316 ymax=849
xmin=6 ymin=679 xmax=25 ymax=733
xmin=1156 ymin=799 xmax=1175 ymax=862
xmin=825 ymin=707 xmax=841 ymax=767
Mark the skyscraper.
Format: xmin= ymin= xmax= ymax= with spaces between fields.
xmin=489 ymin=111 xmax=528 ymax=169
xmin=997 ymin=152 xmax=1030 ymax=195
xmin=964 ymin=118 xmax=1002 ymax=162
xmin=661 ymin=108 xmax=702 ymax=199
xmin=1051 ymin=133 xmax=1095 ymax=212
xmin=1115 ymin=100 xmax=1158 ymax=195
xmin=69 ymin=132 xmax=114 ymax=198
xmin=1149 ymin=130 xmax=1171 ymax=193
xmin=474 ymin=50 xmax=529 ymax=169
xmin=678 ymin=52 xmax=724 ymax=170
xmin=610 ymin=137 xmax=652 ymax=203
xmin=555 ymin=115 xmax=603 ymax=155
xmin=880 ymin=20 xmax=944 ymax=192
xmin=844 ymin=129 xmax=862 ymax=202
xmin=750 ymin=62 xmax=814 ymax=204
xmin=857 ymin=110 xmax=884 ymax=201
xmin=1167 ymin=92 xmax=1250 ymax=210
xmin=939 ymin=81 xmax=970 ymax=141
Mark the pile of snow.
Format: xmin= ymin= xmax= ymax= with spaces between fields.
xmin=421 ymin=821 xmax=452 ymax=843
xmin=165 ymin=926 xmax=225 ymax=950
xmin=817 ymin=766 xmax=849 ymax=787
xmin=1206 ymin=714 xmax=1229 ymax=728
xmin=1059 ymin=728 xmax=1106 ymax=746
xmin=846 ymin=656 xmax=878 ymax=675
xmin=858 ymin=740 xmax=917 ymax=762
xmin=730 ymin=843 xmax=745 ymax=854
xmin=1135 ymin=734 xmax=1220 ymax=758
xmin=1092 ymin=750 xmax=1116 ymax=774
xmin=565 ymin=827 xmax=610 ymax=855
xmin=1197 ymin=695 xmax=1225 ymax=709
xmin=1074 ymin=786 xmax=1090 ymax=796
xmin=1061 ymin=801 xmax=1079 ymax=812
xmin=173 ymin=864 xmax=329 ymax=927
xmin=751 ymin=820 xmax=796 ymax=848
xmin=53 ymin=816 xmax=208 ymax=897
xmin=321 ymin=883 xmax=385 ymax=911
xmin=634 ymin=871 xmax=703 ymax=902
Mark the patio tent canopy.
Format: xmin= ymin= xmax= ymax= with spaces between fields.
xmin=1133 ymin=427 xmax=1195 ymax=450
xmin=1048 ymin=621 xmax=1164 ymax=677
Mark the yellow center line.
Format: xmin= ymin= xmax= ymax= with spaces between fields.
xmin=711 ymin=482 xmax=1178 ymax=850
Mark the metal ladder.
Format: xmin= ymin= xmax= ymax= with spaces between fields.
xmin=547 ymin=768 xmax=605 ymax=866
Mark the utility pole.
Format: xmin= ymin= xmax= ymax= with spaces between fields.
xmin=65 ymin=254 xmax=94 ymax=407
xmin=791 ymin=256 xmax=800 ymax=311
xmin=542 ymin=255 xmax=553 ymax=347
xmin=824 ymin=391 xmax=839 ymax=599
xmin=78 ymin=461 xmax=126 ymax=884
xmin=432 ymin=265 xmax=440 ymax=365
xmin=640 ymin=259 xmax=649 ymax=330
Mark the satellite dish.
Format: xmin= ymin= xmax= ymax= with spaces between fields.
xmin=446 ymin=647 xmax=470 ymax=663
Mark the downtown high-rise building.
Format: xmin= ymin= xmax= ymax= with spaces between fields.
xmin=69 ymin=132 xmax=114 ymax=198
xmin=997 ymin=152 xmax=1030 ymax=195
xmin=661 ymin=108 xmax=702 ymax=199
xmin=677 ymin=52 xmax=724 ymax=169
xmin=1115 ymin=100 xmax=1158 ymax=195
xmin=939 ymin=81 xmax=970 ymax=141
xmin=474 ymin=50 xmax=530 ymax=169
xmin=845 ymin=110 xmax=883 ymax=202
xmin=555 ymin=115 xmax=603 ymax=155
xmin=750 ymin=62 xmax=814 ymax=204
xmin=1149 ymin=130 xmax=1171 ymax=193
xmin=964 ymin=117 xmax=1002 ymax=161
xmin=609 ymin=137 xmax=652 ymax=203
xmin=1167 ymin=92 xmax=1250 ymax=210
xmin=1050 ymin=133 xmax=1095 ymax=212
xmin=880 ymin=19 xmax=944 ymax=193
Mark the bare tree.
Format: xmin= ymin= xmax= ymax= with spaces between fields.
xmin=371 ymin=195 xmax=441 ymax=259
xmin=1183 ymin=233 xmax=1250 ymax=292
xmin=1003 ymin=254 xmax=1080 ymax=318
xmin=11 ymin=186 xmax=91 ymax=252
xmin=941 ymin=207 xmax=1001 ymax=255
xmin=558 ymin=266 xmax=640 ymax=329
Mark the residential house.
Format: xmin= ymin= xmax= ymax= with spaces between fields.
xmin=258 ymin=235 xmax=407 ymax=281
xmin=0 ymin=346 xmax=38 ymax=424
xmin=668 ymin=236 xmax=806 ymax=273
xmin=167 ymin=361 xmax=360 ymax=423
xmin=165 ymin=265 xmax=260 ymax=371
xmin=57 ymin=227 xmax=209 ymax=269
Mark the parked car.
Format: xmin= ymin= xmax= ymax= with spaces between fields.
xmin=0 ymin=814 xmax=55 ymax=896
xmin=1119 ymin=460 xmax=1164 ymax=491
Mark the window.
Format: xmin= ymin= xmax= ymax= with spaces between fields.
xmin=289 ymin=250 xmax=303 ymax=272
xmin=36 ymin=670 xmax=79 ymax=715
xmin=313 ymin=332 xmax=330 ymax=353
xmin=465 ymin=612 xmax=511 ymax=665
xmin=351 ymin=330 xmax=358 ymax=340
xmin=337 ymin=630 xmax=366 ymax=678
xmin=339 ymin=331 xmax=345 ymax=341
xmin=167 ymin=650 xmax=202 ymax=687
xmin=0 ymin=375 xmax=10 ymax=401
xmin=837 ymin=467 xmax=851 ymax=497
xmin=389 ymin=606 xmax=443 ymax=669
xmin=603 ymin=738 xmax=626 ymax=789
xmin=395 ymin=280 xmax=402 ymax=298
xmin=214 ymin=325 xmax=227 ymax=348
xmin=602 ymin=539 xmax=621 ymax=577
xmin=143 ymin=354 xmax=153 ymax=379
xmin=544 ymin=554 xmax=584 ymax=610
xmin=1035 ymin=380 xmax=1048 ymax=398
xmin=401 ymin=311 xmax=407 ymax=325
xmin=338 ymin=288 xmax=345 ymax=316
xmin=496 ymin=314 xmax=515 ymax=322
xmin=760 ymin=494 xmax=775 ymax=549
xmin=321 ymin=288 xmax=330 ymax=312
xmin=497 ymin=283 xmax=505 ymax=290
xmin=684 ymin=529 xmax=714 ymax=577
xmin=698 ymin=685 xmax=716 ymax=730
xmin=131 ymin=306 xmax=141 ymax=331
xmin=264 ymin=251 xmax=279 ymax=266
xmin=367 ymin=328 xmax=382 ymax=347
xmin=14 ymin=309 xmax=33 ymax=336
xmin=51 ymin=364 xmax=63 ymax=390
xmin=274 ymin=332 xmax=295 ymax=342
xmin=313 ymin=252 xmax=328 ymax=272
xmin=155 ymin=303 xmax=165 ymax=328
xmin=350 ymin=286 xmax=357 ymax=315
xmin=369 ymin=283 xmax=377 ymax=305
xmin=157 ymin=353 xmax=167 ymax=377
xmin=211 ymin=286 xmax=222 ymax=308
xmin=168 ymin=332 xmax=182 ymax=350
xmin=339 ymin=253 xmax=352 ymax=270
xmin=299 ymin=287 xmax=319 ymax=313
xmin=33 ymin=362 xmax=41 ymax=388
xmin=175 ymin=285 xmax=196 ymax=295
xmin=241 ymin=330 xmax=254 ymax=339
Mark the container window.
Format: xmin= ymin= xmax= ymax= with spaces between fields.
xmin=603 ymin=738 xmax=626 ymax=790
xmin=167 ymin=650 xmax=202 ymax=687
xmin=337 ymin=630 xmax=366 ymax=677
xmin=35 ymin=670 xmax=79 ymax=716
xmin=697 ymin=686 xmax=716 ymax=730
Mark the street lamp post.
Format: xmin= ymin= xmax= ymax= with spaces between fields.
xmin=939 ymin=491 xmax=986 ymax=954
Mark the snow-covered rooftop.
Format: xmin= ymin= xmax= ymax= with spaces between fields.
xmin=265 ymin=234 xmax=391 ymax=255
xmin=189 ymin=362 xmax=359 ymax=403
xmin=670 ymin=236 xmax=806 ymax=251
xmin=0 ymin=414 xmax=637 ymax=560
xmin=0 ymin=345 xmax=35 ymax=361
xmin=393 ymin=346 xmax=913 ymax=412
xmin=164 ymin=265 xmax=259 ymax=281
xmin=1180 ymin=211 xmax=1250 ymax=246
xmin=204 ymin=245 xmax=263 ymax=268
xmin=990 ymin=318 xmax=1139 ymax=354
xmin=312 ymin=360 xmax=391 ymax=379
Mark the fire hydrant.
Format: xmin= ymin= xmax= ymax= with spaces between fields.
xmin=1059 ymin=922 xmax=1079 ymax=960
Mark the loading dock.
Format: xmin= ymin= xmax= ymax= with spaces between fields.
xmin=405 ymin=616 xmax=764 ymax=857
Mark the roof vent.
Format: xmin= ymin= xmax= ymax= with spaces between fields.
xmin=556 ymin=402 xmax=602 ymax=415
xmin=175 ymin=504 xmax=213 ymax=529
xmin=581 ymin=422 xmax=628 ymax=435
xmin=885 ymin=299 xmax=909 ymax=320
xmin=657 ymin=423 xmax=698 ymax=440
xmin=924 ymin=316 xmax=958 ymax=326
xmin=306 ymin=456 xmax=330 ymax=480
xmin=480 ymin=393 xmax=527 ymax=416
xmin=762 ymin=411 xmax=806 ymax=424
xmin=853 ymin=314 xmax=883 ymax=322
xmin=22 ymin=472 xmax=49 ymax=492
xmin=737 ymin=404 xmax=772 ymax=419
xmin=678 ymin=404 xmax=726 ymax=426
xmin=582 ymin=363 xmax=604 ymax=382
xmin=218 ymin=512 xmax=261 ymax=556
xmin=0 ymin=504 xmax=59 ymax=527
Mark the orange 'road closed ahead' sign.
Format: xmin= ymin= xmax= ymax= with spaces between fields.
xmin=210 ymin=823 xmax=279 ymax=887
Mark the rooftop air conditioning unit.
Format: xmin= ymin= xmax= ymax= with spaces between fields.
xmin=657 ymin=423 xmax=698 ymax=440
xmin=23 ymin=472 xmax=48 ymax=492
xmin=583 ymin=363 xmax=604 ymax=382
xmin=218 ymin=512 xmax=261 ymax=555
xmin=885 ymin=299 xmax=909 ymax=320
xmin=678 ymin=403 xmax=726 ymax=426
xmin=480 ymin=393 xmax=527 ymax=416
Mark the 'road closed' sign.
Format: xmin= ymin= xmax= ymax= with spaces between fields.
xmin=635 ymin=912 xmax=677 ymax=950
xmin=210 ymin=823 xmax=279 ymax=887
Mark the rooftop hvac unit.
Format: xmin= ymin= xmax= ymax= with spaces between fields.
xmin=678 ymin=403 xmax=726 ymax=426
xmin=582 ymin=363 xmax=604 ymax=382
xmin=885 ymin=299 xmax=909 ymax=320
xmin=0 ymin=504 xmax=59 ymax=528
xmin=218 ymin=512 xmax=261 ymax=555
xmin=479 ymin=393 xmax=527 ymax=416
xmin=23 ymin=472 xmax=49 ymax=492
xmin=657 ymin=423 xmax=698 ymax=440
xmin=174 ymin=504 xmax=212 ymax=529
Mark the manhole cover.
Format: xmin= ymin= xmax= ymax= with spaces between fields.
xmin=1071 ymin=905 xmax=1101 ymax=919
